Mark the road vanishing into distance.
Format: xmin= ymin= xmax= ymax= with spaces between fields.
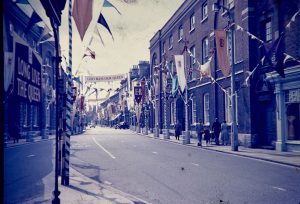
xmin=70 ymin=127 xmax=300 ymax=204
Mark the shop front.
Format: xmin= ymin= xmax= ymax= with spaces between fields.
xmin=267 ymin=65 xmax=300 ymax=152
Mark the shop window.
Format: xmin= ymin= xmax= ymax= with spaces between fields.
xmin=204 ymin=93 xmax=210 ymax=125
xmin=285 ymin=89 xmax=300 ymax=140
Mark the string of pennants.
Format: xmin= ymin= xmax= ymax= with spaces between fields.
xmin=152 ymin=9 xmax=300 ymax=102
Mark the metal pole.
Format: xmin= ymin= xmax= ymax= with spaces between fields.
xmin=229 ymin=15 xmax=238 ymax=151
xmin=51 ymin=19 xmax=61 ymax=204
xmin=184 ymin=46 xmax=190 ymax=144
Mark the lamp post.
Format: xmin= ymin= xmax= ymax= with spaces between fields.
xmin=213 ymin=3 xmax=238 ymax=151
xmin=162 ymin=70 xmax=172 ymax=139
xmin=41 ymin=0 xmax=67 ymax=202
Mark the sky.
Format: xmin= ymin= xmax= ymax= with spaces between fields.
xmin=59 ymin=0 xmax=185 ymax=76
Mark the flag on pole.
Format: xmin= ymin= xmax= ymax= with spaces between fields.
xmin=264 ymin=34 xmax=285 ymax=78
xmin=38 ymin=36 xmax=55 ymax=45
xmin=72 ymin=0 xmax=94 ymax=41
xmin=97 ymin=13 xmax=114 ymax=40
xmin=103 ymin=0 xmax=121 ymax=15
xmin=174 ymin=55 xmax=186 ymax=92
xmin=25 ymin=11 xmax=42 ymax=34
xmin=37 ymin=26 xmax=51 ymax=44
xmin=215 ymin=30 xmax=230 ymax=77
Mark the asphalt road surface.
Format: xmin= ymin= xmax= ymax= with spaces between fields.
xmin=4 ymin=139 xmax=55 ymax=203
xmin=70 ymin=127 xmax=300 ymax=204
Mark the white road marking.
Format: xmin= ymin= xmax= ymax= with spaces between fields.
xmin=152 ymin=151 xmax=158 ymax=154
xmin=27 ymin=154 xmax=35 ymax=158
xmin=272 ymin=186 xmax=287 ymax=191
xmin=191 ymin=163 xmax=199 ymax=167
xmin=92 ymin=137 xmax=116 ymax=159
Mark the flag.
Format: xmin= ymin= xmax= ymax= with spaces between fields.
xmin=72 ymin=0 xmax=93 ymax=41
xmin=72 ymin=76 xmax=82 ymax=84
xmin=103 ymin=0 xmax=121 ymax=15
xmin=97 ymin=13 xmax=114 ymax=40
xmin=171 ymin=75 xmax=178 ymax=97
xmin=200 ymin=57 xmax=212 ymax=78
xmin=38 ymin=36 xmax=54 ymax=44
xmin=83 ymin=47 xmax=96 ymax=59
xmin=25 ymin=11 xmax=42 ymax=34
xmin=264 ymin=34 xmax=285 ymax=78
xmin=215 ymin=30 xmax=230 ymax=77
xmin=174 ymin=55 xmax=186 ymax=92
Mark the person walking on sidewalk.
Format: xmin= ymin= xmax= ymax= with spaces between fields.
xmin=220 ymin=120 xmax=229 ymax=145
xmin=204 ymin=127 xmax=210 ymax=146
xmin=175 ymin=120 xmax=182 ymax=140
xmin=196 ymin=120 xmax=204 ymax=146
xmin=212 ymin=118 xmax=221 ymax=145
xmin=13 ymin=122 xmax=20 ymax=143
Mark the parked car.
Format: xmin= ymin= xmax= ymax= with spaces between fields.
xmin=115 ymin=122 xmax=129 ymax=129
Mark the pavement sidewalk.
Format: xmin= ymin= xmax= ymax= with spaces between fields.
xmin=135 ymin=130 xmax=300 ymax=168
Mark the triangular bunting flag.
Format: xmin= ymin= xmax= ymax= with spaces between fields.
xmin=103 ymin=0 xmax=122 ymax=15
xmin=200 ymin=57 xmax=212 ymax=77
xmin=97 ymin=13 xmax=114 ymax=40
xmin=94 ymin=27 xmax=105 ymax=46
xmin=72 ymin=0 xmax=93 ymax=41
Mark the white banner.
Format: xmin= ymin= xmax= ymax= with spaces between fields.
xmin=85 ymin=74 xmax=126 ymax=83
xmin=174 ymin=55 xmax=186 ymax=92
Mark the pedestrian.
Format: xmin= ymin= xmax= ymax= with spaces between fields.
xmin=212 ymin=118 xmax=221 ymax=145
xmin=196 ymin=120 xmax=204 ymax=146
xmin=204 ymin=128 xmax=210 ymax=146
xmin=220 ymin=120 xmax=229 ymax=145
xmin=174 ymin=120 xmax=182 ymax=140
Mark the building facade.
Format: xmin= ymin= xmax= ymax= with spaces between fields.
xmin=4 ymin=1 xmax=57 ymax=142
xmin=149 ymin=0 xmax=300 ymax=151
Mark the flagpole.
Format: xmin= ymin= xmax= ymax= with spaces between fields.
xmin=183 ymin=41 xmax=190 ymax=144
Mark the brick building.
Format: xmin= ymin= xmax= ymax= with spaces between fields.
xmin=149 ymin=0 xmax=300 ymax=151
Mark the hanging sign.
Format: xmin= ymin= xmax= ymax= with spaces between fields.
xmin=134 ymin=85 xmax=142 ymax=104
xmin=85 ymin=74 xmax=126 ymax=83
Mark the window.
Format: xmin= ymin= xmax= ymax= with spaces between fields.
xmin=169 ymin=35 xmax=173 ymax=49
xmin=285 ymin=90 xmax=300 ymax=140
xmin=170 ymin=101 xmax=175 ymax=124
xmin=192 ymin=97 xmax=197 ymax=124
xmin=225 ymin=87 xmax=232 ymax=123
xmin=202 ymin=2 xmax=208 ymax=20
xmin=46 ymin=107 xmax=50 ymax=127
xmin=33 ymin=105 xmax=39 ymax=126
xmin=223 ymin=0 xmax=234 ymax=10
xmin=169 ymin=60 xmax=175 ymax=74
xmin=202 ymin=37 xmax=209 ymax=63
xmin=190 ymin=14 xmax=195 ymax=31
xmin=204 ymin=93 xmax=210 ymax=125
xmin=162 ymin=41 xmax=166 ymax=54
xmin=265 ymin=20 xmax=272 ymax=42
xmin=178 ymin=25 xmax=183 ymax=41
xmin=190 ymin=45 xmax=196 ymax=66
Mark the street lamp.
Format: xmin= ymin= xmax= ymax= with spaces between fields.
xmin=213 ymin=3 xmax=238 ymax=151
xmin=162 ymin=68 xmax=172 ymax=139
xmin=41 ymin=0 xmax=67 ymax=203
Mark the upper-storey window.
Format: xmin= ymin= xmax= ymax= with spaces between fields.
xmin=190 ymin=14 xmax=195 ymax=31
xmin=169 ymin=35 xmax=173 ymax=49
xmin=265 ymin=19 xmax=272 ymax=42
xmin=202 ymin=37 xmax=209 ymax=63
xmin=162 ymin=41 xmax=166 ymax=54
xmin=202 ymin=2 xmax=208 ymax=20
xmin=223 ymin=0 xmax=234 ymax=10
xmin=178 ymin=25 xmax=183 ymax=41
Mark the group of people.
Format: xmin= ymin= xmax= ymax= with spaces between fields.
xmin=174 ymin=118 xmax=229 ymax=146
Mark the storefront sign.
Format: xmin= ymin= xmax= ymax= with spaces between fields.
xmin=14 ymin=39 xmax=41 ymax=105
xmin=85 ymin=74 xmax=126 ymax=83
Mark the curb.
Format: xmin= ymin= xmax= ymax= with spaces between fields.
xmin=131 ymin=130 xmax=300 ymax=168
xmin=70 ymin=167 xmax=150 ymax=204
xmin=4 ymin=136 xmax=56 ymax=149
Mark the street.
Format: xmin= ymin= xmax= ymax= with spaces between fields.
xmin=70 ymin=127 xmax=300 ymax=204
xmin=4 ymin=140 xmax=55 ymax=203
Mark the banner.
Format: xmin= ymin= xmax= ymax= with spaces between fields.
xmin=215 ymin=30 xmax=230 ymax=77
xmin=85 ymin=74 xmax=126 ymax=82
xmin=14 ymin=35 xmax=42 ymax=105
xmin=174 ymin=55 xmax=186 ymax=92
